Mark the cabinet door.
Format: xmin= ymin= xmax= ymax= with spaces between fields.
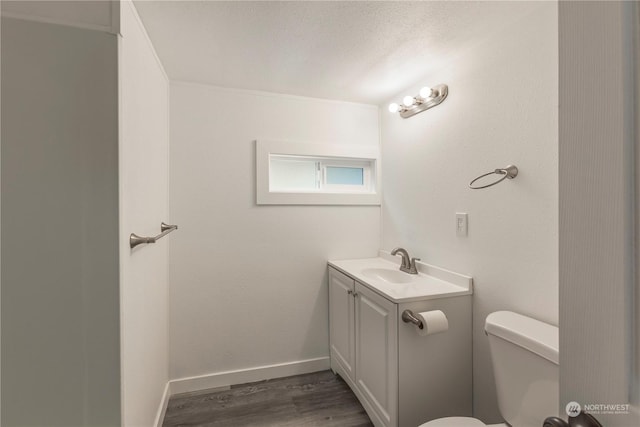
xmin=329 ymin=267 xmax=355 ymax=382
xmin=355 ymin=282 xmax=398 ymax=427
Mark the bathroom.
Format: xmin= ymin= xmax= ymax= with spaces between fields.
xmin=1 ymin=1 xmax=638 ymax=427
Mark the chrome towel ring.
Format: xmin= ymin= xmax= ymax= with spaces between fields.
xmin=469 ymin=165 xmax=518 ymax=189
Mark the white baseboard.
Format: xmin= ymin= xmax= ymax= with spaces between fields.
xmin=154 ymin=382 xmax=171 ymax=427
xmin=168 ymin=356 xmax=330 ymax=396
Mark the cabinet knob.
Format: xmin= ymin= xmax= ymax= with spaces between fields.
xmin=347 ymin=290 xmax=353 ymax=295
xmin=353 ymin=292 xmax=358 ymax=297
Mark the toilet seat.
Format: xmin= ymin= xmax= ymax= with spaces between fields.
xmin=419 ymin=416 xmax=507 ymax=427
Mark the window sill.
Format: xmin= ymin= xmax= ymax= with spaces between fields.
xmin=257 ymin=191 xmax=381 ymax=206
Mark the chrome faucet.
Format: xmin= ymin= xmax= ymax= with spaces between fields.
xmin=390 ymin=247 xmax=420 ymax=274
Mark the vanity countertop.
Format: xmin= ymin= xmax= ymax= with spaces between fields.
xmin=328 ymin=251 xmax=473 ymax=303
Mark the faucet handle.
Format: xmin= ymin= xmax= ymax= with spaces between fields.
xmin=409 ymin=258 xmax=421 ymax=274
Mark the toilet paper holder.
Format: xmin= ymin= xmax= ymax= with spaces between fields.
xmin=402 ymin=310 xmax=424 ymax=329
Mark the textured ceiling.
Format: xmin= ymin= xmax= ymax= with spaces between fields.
xmin=134 ymin=1 xmax=543 ymax=104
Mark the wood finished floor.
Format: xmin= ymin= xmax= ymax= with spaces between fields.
xmin=162 ymin=370 xmax=374 ymax=427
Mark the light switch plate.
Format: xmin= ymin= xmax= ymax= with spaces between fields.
xmin=456 ymin=213 xmax=468 ymax=237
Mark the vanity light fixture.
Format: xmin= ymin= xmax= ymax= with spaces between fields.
xmin=388 ymin=84 xmax=448 ymax=119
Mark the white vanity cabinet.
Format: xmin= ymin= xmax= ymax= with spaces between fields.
xmin=329 ymin=267 xmax=397 ymax=427
xmin=354 ymin=280 xmax=398 ymax=426
xmin=328 ymin=267 xmax=356 ymax=381
xmin=328 ymin=256 xmax=473 ymax=427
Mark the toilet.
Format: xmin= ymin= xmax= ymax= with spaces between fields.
xmin=419 ymin=311 xmax=559 ymax=427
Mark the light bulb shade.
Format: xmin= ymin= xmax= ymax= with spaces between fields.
xmin=402 ymin=96 xmax=415 ymax=107
xmin=419 ymin=87 xmax=434 ymax=99
xmin=388 ymin=103 xmax=400 ymax=113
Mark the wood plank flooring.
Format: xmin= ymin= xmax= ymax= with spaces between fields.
xmin=162 ymin=370 xmax=373 ymax=427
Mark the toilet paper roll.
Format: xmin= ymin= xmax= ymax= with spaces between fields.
xmin=416 ymin=310 xmax=449 ymax=336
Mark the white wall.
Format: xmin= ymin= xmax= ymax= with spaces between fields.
xmin=559 ymin=2 xmax=639 ymax=426
xmin=168 ymin=82 xmax=380 ymax=387
xmin=380 ymin=3 xmax=558 ymax=423
xmin=118 ymin=1 xmax=170 ymax=426
xmin=1 ymin=16 xmax=120 ymax=426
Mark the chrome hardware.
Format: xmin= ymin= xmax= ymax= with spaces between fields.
xmin=402 ymin=310 xmax=424 ymax=330
xmin=130 ymin=222 xmax=178 ymax=248
xmin=469 ymin=165 xmax=518 ymax=189
xmin=391 ymin=247 xmax=410 ymax=270
xmin=410 ymin=258 xmax=421 ymax=273
xmin=391 ymin=247 xmax=419 ymax=274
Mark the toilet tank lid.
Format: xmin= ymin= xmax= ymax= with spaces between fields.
xmin=485 ymin=311 xmax=559 ymax=365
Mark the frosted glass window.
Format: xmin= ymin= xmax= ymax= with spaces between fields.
xmin=269 ymin=157 xmax=318 ymax=191
xmin=257 ymin=140 xmax=380 ymax=205
xmin=326 ymin=166 xmax=364 ymax=186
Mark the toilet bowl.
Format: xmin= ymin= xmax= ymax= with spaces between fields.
xmin=419 ymin=416 xmax=505 ymax=426
xmin=419 ymin=311 xmax=559 ymax=427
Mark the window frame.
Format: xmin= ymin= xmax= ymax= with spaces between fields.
xmin=256 ymin=139 xmax=381 ymax=205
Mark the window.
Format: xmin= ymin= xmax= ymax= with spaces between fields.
xmin=269 ymin=156 xmax=318 ymax=192
xmin=256 ymin=140 xmax=380 ymax=205
xmin=325 ymin=166 xmax=364 ymax=186
xmin=268 ymin=155 xmax=372 ymax=194
xmin=323 ymin=161 xmax=370 ymax=192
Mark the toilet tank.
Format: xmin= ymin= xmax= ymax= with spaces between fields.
xmin=485 ymin=311 xmax=559 ymax=427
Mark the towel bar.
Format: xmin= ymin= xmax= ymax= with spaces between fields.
xmin=130 ymin=222 xmax=178 ymax=248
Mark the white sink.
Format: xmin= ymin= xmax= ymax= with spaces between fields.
xmin=329 ymin=252 xmax=473 ymax=302
xmin=362 ymin=267 xmax=414 ymax=284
